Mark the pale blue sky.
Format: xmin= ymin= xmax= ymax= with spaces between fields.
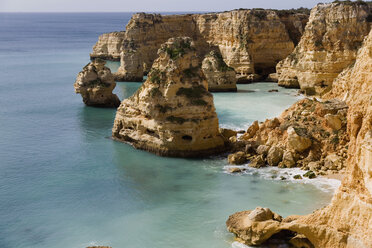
xmin=0 ymin=0 xmax=335 ymax=12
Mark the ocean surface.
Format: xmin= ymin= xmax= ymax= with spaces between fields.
xmin=0 ymin=13 xmax=339 ymax=248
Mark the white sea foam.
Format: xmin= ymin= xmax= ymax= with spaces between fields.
xmin=232 ymin=241 xmax=251 ymax=248
xmin=223 ymin=164 xmax=341 ymax=193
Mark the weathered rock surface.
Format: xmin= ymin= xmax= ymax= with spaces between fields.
xmin=228 ymin=98 xmax=348 ymax=174
xmin=202 ymin=51 xmax=237 ymax=92
xmin=94 ymin=9 xmax=309 ymax=81
xmin=228 ymin=28 xmax=372 ymax=248
xmin=90 ymin=31 xmax=126 ymax=60
xmin=277 ymin=1 xmax=371 ymax=93
xmin=112 ymin=37 xmax=225 ymax=157
xmin=74 ymin=59 xmax=120 ymax=108
xmin=228 ymin=151 xmax=247 ymax=165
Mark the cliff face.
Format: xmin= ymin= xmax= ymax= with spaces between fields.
xmin=112 ymin=37 xmax=225 ymax=157
xmin=90 ymin=31 xmax=126 ymax=60
xmin=93 ymin=10 xmax=308 ymax=82
xmin=227 ymin=29 xmax=372 ymax=248
xmin=74 ymin=59 xmax=120 ymax=108
xmin=193 ymin=9 xmax=298 ymax=81
xmin=202 ymin=51 xmax=237 ymax=92
xmin=277 ymin=2 xmax=371 ymax=93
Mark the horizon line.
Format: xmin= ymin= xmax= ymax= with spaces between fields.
xmin=0 ymin=6 xmax=312 ymax=14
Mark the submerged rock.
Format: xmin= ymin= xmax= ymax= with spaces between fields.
xmin=228 ymin=167 xmax=246 ymax=173
xmin=74 ymin=59 xmax=120 ymax=108
xmin=202 ymin=51 xmax=237 ymax=92
xmin=228 ymin=151 xmax=247 ymax=165
xmin=112 ymin=37 xmax=225 ymax=157
xmin=303 ymin=170 xmax=316 ymax=179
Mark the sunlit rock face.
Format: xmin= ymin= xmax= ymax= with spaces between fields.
xmin=112 ymin=37 xmax=225 ymax=157
xmin=277 ymin=1 xmax=371 ymax=93
xmin=227 ymin=29 xmax=372 ymax=248
xmin=90 ymin=31 xmax=126 ymax=60
xmin=202 ymin=50 xmax=237 ymax=92
xmin=74 ymin=59 xmax=120 ymax=108
xmin=92 ymin=10 xmax=309 ymax=81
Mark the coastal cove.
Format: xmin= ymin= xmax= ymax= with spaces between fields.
xmin=0 ymin=13 xmax=339 ymax=248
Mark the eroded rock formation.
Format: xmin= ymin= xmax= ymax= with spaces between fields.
xmin=201 ymin=51 xmax=237 ymax=92
xmin=74 ymin=59 xmax=120 ymax=108
xmin=93 ymin=10 xmax=309 ymax=81
xmin=90 ymin=31 xmax=126 ymax=60
xmin=277 ymin=1 xmax=371 ymax=93
xmin=227 ymin=28 xmax=372 ymax=248
xmin=112 ymin=37 xmax=225 ymax=157
xmin=227 ymin=98 xmax=349 ymax=176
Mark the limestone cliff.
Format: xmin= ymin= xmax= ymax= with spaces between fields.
xmin=74 ymin=59 xmax=120 ymax=108
xmin=90 ymin=31 xmax=126 ymax=60
xmin=93 ymin=10 xmax=308 ymax=82
xmin=202 ymin=51 xmax=237 ymax=92
xmin=277 ymin=1 xmax=371 ymax=93
xmin=112 ymin=37 xmax=225 ymax=157
xmin=227 ymin=28 xmax=372 ymax=248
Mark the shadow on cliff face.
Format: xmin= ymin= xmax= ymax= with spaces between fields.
xmin=261 ymin=229 xmax=314 ymax=248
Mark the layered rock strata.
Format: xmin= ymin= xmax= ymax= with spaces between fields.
xmin=201 ymin=51 xmax=237 ymax=92
xmin=228 ymin=98 xmax=349 ymax=176
xmin=90 ymin=31 xmax=126 ymax=60
xmin=74 ymin=59 xmax=120 ymax=108
xmin=112 ymin=37 xmax=225 ymax=157
xmin=277 ymin=1 xmax=371 ymax=92
xmin=93 ymin=10 xmax=309 ymax=81
xmin=227 ymin=28 xmax=372 ymax=248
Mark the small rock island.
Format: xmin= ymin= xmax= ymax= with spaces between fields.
xmin=74 ymin=59 xmax=120 ymax=108
xmin=112 ymin=37 xmax=225 ymax=157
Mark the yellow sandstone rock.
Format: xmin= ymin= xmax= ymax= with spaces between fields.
xmin=227 ymin=28 xmax=372 ymax=248
xmin=202 ymin=51 xmax=237 ymax=92
xmin=92 ymin=10 xmax=308 ymax=81
xmin=112 ymin=37 xmax=225 ymax=157
xmin=277 ymin=1 xmax=371 ymax=93
xmin=74 ymin=59 xmax=120 ymax=108
xmin=90 ymin=31 xmax=126 ymax=60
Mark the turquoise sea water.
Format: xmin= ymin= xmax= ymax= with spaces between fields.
xmin=0 ymin=13 xmax=338 ymax=248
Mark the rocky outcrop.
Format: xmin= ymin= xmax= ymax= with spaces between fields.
xmin=228 ymin=98 xmax=349 ymax=175
xmin=112 ymin=37 xmax=225 ymax=157
xmin=277 ymin=1 xmax=371 ymax=93
xmin=227 ymin=28 xmax=372 ymax=248
xmin=74 ymin=59 xmax=120 ymax=108
xmin=95 ymin=9 xmax=309 ymax=81
xmin=227 ymin=208 xmax=315 ymax=247
xmin=90 ymin=31 xmax=126 ymax=60
xmin=201 ymin=51 xmax=237 ymax=92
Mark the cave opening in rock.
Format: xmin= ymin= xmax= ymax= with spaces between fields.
xmin=262 ymin=229 xmax=314 ymax=248
xmin=182 ymin=135 xmax=193 ymax=141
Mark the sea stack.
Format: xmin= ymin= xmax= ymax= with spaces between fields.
xmin=112 ymin=37 xmax=225 ymax=157
xmin=202 ymin=51 xmax=237 ymax=92
xmin=74 ymin=59 xmax=120 ymax=108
